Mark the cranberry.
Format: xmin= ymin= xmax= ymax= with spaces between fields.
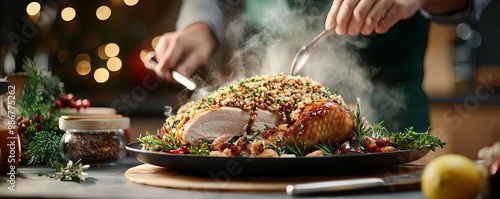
xmin=36 ymin=123 xmax=42 ymax=131
xmin=23 ymin=119 xmax=30 ymax=127
xmin=81 ymin=99 xmax=91 ymax=108
xmin=16 ymin=116 xmax=23 ymax=123
xmin=33 ymin=114 xmax=41 ymax=123
xmin=54 ymin=99 xmax=62 ymax=108
xmin=66 ymin=93 xmax=74 ymax=101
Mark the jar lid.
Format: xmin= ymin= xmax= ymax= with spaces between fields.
xmin=59 ymin=115 xmax=130 ymax=130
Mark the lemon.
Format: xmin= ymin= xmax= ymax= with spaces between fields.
xmin=421 ymin=154 xmax=482 ymax=199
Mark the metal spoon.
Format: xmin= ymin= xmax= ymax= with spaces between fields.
xmin=290 ymin=29 xmax=334 ymax=75
xmin=143 ymin=51 xmax=197 ymax=90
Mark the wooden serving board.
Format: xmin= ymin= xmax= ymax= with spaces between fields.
xmin=124 ymin=163 xmax=424 ymax=192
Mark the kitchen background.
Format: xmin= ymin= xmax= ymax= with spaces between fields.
xmin=1 ymin=0 xmax=499 ymax=160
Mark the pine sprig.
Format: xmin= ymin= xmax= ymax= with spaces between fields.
xmin=17 ymin=59 xmax=64 ymax=117
xmin=27 ymin=131 xmax=62 ymax=166
xmin=17 ymin=59 xmax=65 ymax=165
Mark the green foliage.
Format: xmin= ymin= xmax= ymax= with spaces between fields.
xmin=189 ymin=141 xmax=211 ymax=155
xmin=137 ymin=131 xmax=175 ymax=152
xmin=27 ymin=131 xmax=62 ymax=166
xmin=48 ymin=159 xmax=89 ymax=183
xmin=391 ymin=127 xmax=446 ymax=151
xmin=314 ymin=141 xmax=335 ymax=155
xmin=352 ymin=98 xmax=366 ymax=150
xmin=17 ymin=59 xmax=65 ymax=165
xmin=17 ymin=59 xmax=63 ymax=117
xmin=284 ymin=142 xmax=306 ymax=156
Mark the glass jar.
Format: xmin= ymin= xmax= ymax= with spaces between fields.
xmin=0 ymin=80 xmax=21 ymax=175
xmin=59 ymin=115 xmax=129 ymax=165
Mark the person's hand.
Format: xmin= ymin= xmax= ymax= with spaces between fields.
xmin=154 ymin=23 xmax=217 ymax=82
xmin=325 ymin=0 xmax=427 ymax=36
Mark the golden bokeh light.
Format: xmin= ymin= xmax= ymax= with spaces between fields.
xmin=97 ymin=45 xmax=108 ymax=59
xmin=96 ymin=6 xmax=111 ymax=21
xmin=76 ymin=61 xmax=91 ymax=75
xmin=57 ymin=49 xmax=70 ymax=63
xmin=94 ymin=68 xmax=110 ymax=83
xmin=107 ymin=57 xmax=122 ymax=72
xmin=124 ymin=0 xmax=139 ymax=6
xmin=74 ymin=53 xmax=91 ymax=65
xmin=61 ymin=7 xmax=76 ymax=22
xmin=26 ymin=2 xmax=41 ymax=16
xmin=151 ymin=36 xmax=161 ymax=49
xmin=104 ymin=43 xmax=120 ymax=57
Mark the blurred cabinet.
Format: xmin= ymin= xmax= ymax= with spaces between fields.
xmin=428 ymin=102 xmax=500 ymax=160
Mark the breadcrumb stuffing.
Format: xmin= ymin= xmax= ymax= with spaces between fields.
xmin=163 ymin=73 xmax=348 ymax=141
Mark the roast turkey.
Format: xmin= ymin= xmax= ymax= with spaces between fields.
xmin=162 ymin=73 xmax=355 ymax=152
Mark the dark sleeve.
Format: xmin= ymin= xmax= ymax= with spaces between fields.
xmin=419 ymin=0 xmax=491 ymax=23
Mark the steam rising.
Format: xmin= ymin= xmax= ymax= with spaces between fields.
xmin=191 ymin=2 xmax=406 ymax=129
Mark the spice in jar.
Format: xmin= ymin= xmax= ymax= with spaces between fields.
xmin=59 ymin=115 xmax=129 ymax=165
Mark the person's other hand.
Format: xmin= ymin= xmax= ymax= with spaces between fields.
xmin=154 ymin=23 xmax=217 ymax=82
xmin=325 ymin=0 xmax=427 ymax=36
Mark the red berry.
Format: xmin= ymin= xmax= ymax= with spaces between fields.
xmin=16 ymin=116 xmax=23 ymax=123
xmin=68 ymin=99 xmax=75 ymax=108
xmin=19 ymin=124 xmax=26 ymax=133
xmin=23 ymin=119 xmax=30 ymax=127
xmin=54 ymin=99 xmax=62 ymax=108
xmin=33 ymin=114 xmax=41 ymax=123
xmin=66 ymin=93 xmax=74 ymax=101
xmin=82 ymin=99 xmax=91 ymax=108
xmin=60 ymin=94 xmax=68 ymax=102
xmin=75 ymin=99 xmax=82 ymax=106
xmin=36 ymin=123 xmax=42 ymax=131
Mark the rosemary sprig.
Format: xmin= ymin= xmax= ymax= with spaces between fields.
xmin=391 ymin=127 xmax=446 ymax=151
xmin=284 ymin=142 xmax=307 ymax=156
xmin=352 ymin=98 xmax=366 ymax=150
xmin=314 ymin=141 xmax=335 ymax=155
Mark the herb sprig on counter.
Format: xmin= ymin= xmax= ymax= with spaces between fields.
xmin=42 ymin=159 xmax=89 ymax=183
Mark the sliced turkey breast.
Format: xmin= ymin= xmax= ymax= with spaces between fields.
xmin=183 ymin=107 xmax=281 ymax=145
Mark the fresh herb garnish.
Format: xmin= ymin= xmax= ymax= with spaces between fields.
xmin=47 ymin=159 xmax=89 ymax=183
xmin=352 ymin=98 xmax=366 ymax=150
xmin=138 ymin=131 xmax=176 ymax=152
xmin=189 ymin=141 xmax=211 ymax=155
xmin=284 ymin=142 xmax=307 ymax=156
xmin=391 ymin=127 xmax=446 ymax=151
xmin=314 ymin=141 xmax=335 ymax=155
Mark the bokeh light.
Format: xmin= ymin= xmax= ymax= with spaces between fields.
xmin=76 ymin=61 xmax=91 ymax=75
xmin=107 ymin=57 xmax=122 ymax=72
xmin=57 ymin=49 xmax=70 ymax=63
xmin=26 ymin=2 xmax=41 ymax=16
xmin=104 ymin=43 xmax=120 ymax=57
xmin=96 ymin=6 xmax=111 ymax=21
xmin=61 ymin=7 xmax=76 ymax=22
xmin=94 ymin=68 xmax=110 ymax=83
xmin=74 ymin=53 xmax=91 ymax=64
xmin=97 ymin=45 xmax=109 ymax=59
xmin=124 ymin=0 xmax=139 ymax=6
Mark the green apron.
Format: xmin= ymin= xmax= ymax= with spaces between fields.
xmin=244 ymin=0 xmax=430 ymax=132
